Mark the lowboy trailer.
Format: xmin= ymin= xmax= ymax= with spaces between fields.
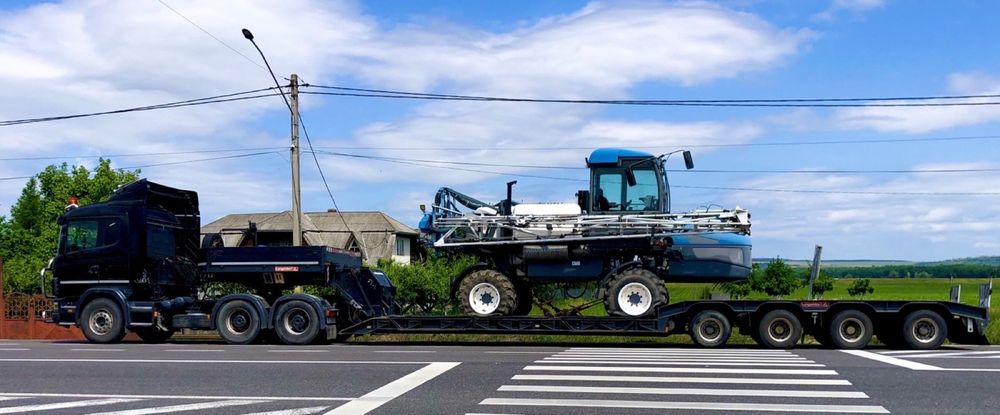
xmin=41 ymin=180 xmax=991 ymax=349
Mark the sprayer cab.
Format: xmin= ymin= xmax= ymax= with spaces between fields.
xmin=578 ymin=148 xmax=693 ymax=215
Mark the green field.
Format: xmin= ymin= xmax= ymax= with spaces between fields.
xmin=353 ymin=278 xmax=998 ymax=345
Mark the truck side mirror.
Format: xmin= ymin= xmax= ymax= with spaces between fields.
xmin=624 ymin=167 xmax=637 ymax=187
xmin=683 ymin=151 xmax=694 ymax=170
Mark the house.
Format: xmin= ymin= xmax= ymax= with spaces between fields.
xmin=200 ymin=210 xmax=419 ymax=264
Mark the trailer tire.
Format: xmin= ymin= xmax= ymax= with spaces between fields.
xmin=690 ymin=310 xmax=732 ymax=348
xmin=603 ymin=268 xmax=668 ymax=317
xmin=274 ymin=300 xmax=321 ymax=345
xmin=458 ymin=269 xmax=517 ymax=316
xmin=902 ymin=309 xmax=948 ymax=350
xmin=134 ymin=328 xmax=175 ymax=343
xmin=80 ymin=298 xmax=126 ymax=344
xmin=828 ymin=310 xmax=873 ymax=349
xmin=756 ymin=309 xmax=802 ymax=349
xmin=216 ymin=300 xmax=262 ymax=345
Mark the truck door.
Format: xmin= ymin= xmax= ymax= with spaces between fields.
xmin=54 ymin=217 xmax=128 ymax=297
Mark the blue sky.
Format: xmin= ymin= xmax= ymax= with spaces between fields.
xmin=1 ymin=0 xmax=998 ymax=260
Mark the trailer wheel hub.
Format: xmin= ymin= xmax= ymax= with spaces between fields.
xmin=618 ymin=282 xmax=652 ymax=316
xmin=913 ymin=318 xmax=938 ymax=343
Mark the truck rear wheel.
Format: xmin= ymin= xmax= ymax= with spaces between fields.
xmin=80 ymin=298 xmax=126 ymax=344
xmin=603 ymin=268 xmax=668 ymax=317
xmin=901 ymin=309 xmax=947 ymax=350
xmin=828 ymin=310 xmax=873 ymax=349
xmin=756 ymin=309 xmax=802 ymax=349
xmin=690 ymin=310 xmax=731 ymax=348
xmin=459 ymin=269 xmax=517 ymax=316
xmin=274 ymin=300 xmax=321 ymax=345
xmin=216 ymin=300 xmax=261 ymax=344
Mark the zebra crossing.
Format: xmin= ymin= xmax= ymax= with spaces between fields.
xmin=471 ymin=347 xmax=890 ymax=414
xmin=0 ymin=394 xmax=340 ymax=414
xmin=877 ymin=349 xmax=1000 ymax=359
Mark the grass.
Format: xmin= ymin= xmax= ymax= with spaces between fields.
xmin=351 ymin=278 xmax=998 ymax=345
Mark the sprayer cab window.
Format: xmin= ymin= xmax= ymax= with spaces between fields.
xmin=593 ymin=163 xmax=660 ymax=213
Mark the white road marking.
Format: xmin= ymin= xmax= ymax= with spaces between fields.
xmin=372 ymin=350 xmax=437 ymax=353
xmin=549 ymin=354 xmax=813 ymax=363
xmin=267 ymin=350 xmax=328 ymax=353
xmin=479 ymin=398 xmax=890 ymax=413
xmin=879 ymin=350 xmax=946 ymax=355
xmin=0 ymin=349 xmax=29 ymax=351
xmin=71 ymin=348 xmax=125 ymax=352
xmin=88 ymin=399 xmax=265 ymax=415
xmin=892 ymin=350 xmax=1000 ymax=358
xmin=0 ymin=398 xmax=141 ymax=414
xmin=498 ymin=384 xmax=869 ymax=399
xmin=535 ymin=359 xmax=825 ymax=367
xmin=511 ymin=374 xmax=853 ymax=386
xmin=555 ymin=353 xmax=808 ymax=360
xmin=164 ymin=349 xmax=224 ymax=352
xmin=0 ymin=358 xmax=433 ymax=365
xmin=567 ymin=347 xmax=792 ymax=354
xmin=242 ymin=407 xmax=331 ymax=415
xmin=484 ymin=351 xmax=557 ymax=354
xmin=0 ymin=399 xmax=24 ymax=402
xmin=325 ymin=362 xmax=460 ymax=415
xmin=524 ymin=365 xmax=839 ymax=375
xmin=0 ymin=393 xmax=351 ymax=402
xmin=841 ymin=350 xmax=942 ymax=370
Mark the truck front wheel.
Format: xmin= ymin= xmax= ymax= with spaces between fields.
xmin=458 ymin=269 xmax=517 ymax=316
xmin=80 ymin=298 xmax=126 ymax=344
xmin=274 ymin=300 xmax=321 ymax=345
xmin=216 ymin=300 xmax=261 ymax=344
xmin=603 ymin=268 xmax=668 ymax=317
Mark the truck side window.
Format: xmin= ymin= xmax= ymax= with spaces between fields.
xmin=594 ymin=171 xmax=623 ymax=212
xmin=66 ymin=221 xmax=99 ymax=253
xmin=101 ymin=219 xmax=122 ymax=247
xmin=625 ymin=168 xmax=658 ymax=211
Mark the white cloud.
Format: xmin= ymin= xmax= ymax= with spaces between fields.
xmin=726 ymin=161 xmax=1000 ymax=260
xmin=835 ymin=72 xmax=1000 ymax=133
xmin=814 ymin=0 xmax=886 ymax=21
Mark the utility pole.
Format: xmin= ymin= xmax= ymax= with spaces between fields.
xmin=807 ymin=245 xmax=823 ymax=299
xmin=290 ymin=74 xmax=302 ymax=246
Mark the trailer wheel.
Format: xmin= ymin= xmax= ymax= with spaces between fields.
xmin=604 ymin=268 xmax=668 ymax=317
xmin=274 ymin=300 xmax=321 ymax=345
xmin=756 ymin=309 xmax=802 ymax=349
xmin=80 ymin=298 xmax=126 ymax=344
xmin=134 ymin=328 xmax=175 ymax=343
xmin=828 ymin=310 xmax=873 ymax=349
xmin=690 ymin=310 xmax=732 ymax=348
xmin=216 ymin=300 xmax=261 ymax=345
xmin=902 ymin=309 xmax=948 ymax=350
xmin=458 ymin=269 xmax=517 ymax=316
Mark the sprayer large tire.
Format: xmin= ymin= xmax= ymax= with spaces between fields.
xmin=458 ymin=269 xmax=517 ymax=316
xmin=603 ymin=268 xmax=668 ymax=317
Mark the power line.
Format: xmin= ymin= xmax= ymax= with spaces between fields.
xmin=0 ymin=147 xmax=287 ymax=162
xmin=155 ymin=0 xmax=268 ymax=72
xmin=0 ymin=87 xmax=280 ymax=127
xmin=0 ymin=151 xmax=279 ymax=182
xmin=313 ymin=134 xmax=1000 ymax=152
xmin=305 ymin=84 xmax=1000 ymax=104
xmin=312 ymin=150 xmax=998 ymax=175
xmin=301 ymin=87 xmax=1000 ymax=108
xmin=313 ymin=151 xmax=1000 ymax=196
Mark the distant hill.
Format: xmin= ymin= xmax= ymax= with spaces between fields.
xmin=754 ymin=256 xmax=999 ymax=268
xmin=753 ymin=256 xmax=999 ymax=278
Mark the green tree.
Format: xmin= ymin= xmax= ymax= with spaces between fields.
xmin=718 ymin=263 xmax=758 ymax=299
xmin=1 ymin=159 xmax=139 ymax=294
xmin=375 ymin=254 xmax=477 ymax=314
xmin=811 ymin=273 xmax=834 ymax=299
xmin=751 ymin=258 xmax=801 ymax=298
xmin=847 ymin=278 xmax=875 ymax=298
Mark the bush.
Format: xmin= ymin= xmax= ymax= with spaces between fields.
xmin=847 ymin=278 xmax=875 ymax=298
xmin=811 ymin=274 xmax=834 ymax=299
xmin=376 ymin=254 xmax=477 ymax=314
xmin=752 ymin=258 xmax=801 ymax=298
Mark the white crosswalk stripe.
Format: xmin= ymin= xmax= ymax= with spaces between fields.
xmin=478 ymin=347 xmax=890 ymax=414
xmin=87 ymin=399 xmax=266 ymax=415
xmin=0 ymin=395 xmax=341 ymax=414
xmin=877 ymin=350 xmax=1000 ymax=359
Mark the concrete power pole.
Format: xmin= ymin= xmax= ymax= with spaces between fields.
xmin=807 ymin=245 xmax=823 ymax=299
xmin=290 ymin=74 xmax=302 ymax=246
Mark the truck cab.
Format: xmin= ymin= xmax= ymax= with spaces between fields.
xmin=582 ymin=148 xmax=676 ymax=214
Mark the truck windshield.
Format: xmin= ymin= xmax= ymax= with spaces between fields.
xmin=147 ymin=223 xmax=176 ymax=259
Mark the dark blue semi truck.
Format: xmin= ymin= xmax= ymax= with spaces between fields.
xmin=42 ymin=180 xmax=991 ymax=349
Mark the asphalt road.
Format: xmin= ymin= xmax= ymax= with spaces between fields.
xmin=2 ymin=340 xmax=1000 ymax=414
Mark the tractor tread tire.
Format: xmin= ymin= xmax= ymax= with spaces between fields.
xmin=458 ymin=269 xmax=517 ymax=316
xmin=603 ymin=268 xmax=668 ymax=317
